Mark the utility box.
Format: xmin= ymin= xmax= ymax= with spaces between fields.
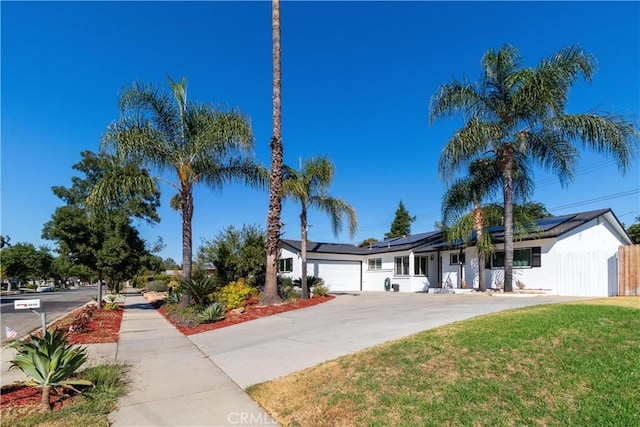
xmin=392 ymin=284 xmax=399 ymax=292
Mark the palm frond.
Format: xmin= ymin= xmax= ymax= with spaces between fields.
xmin=429 ymin=80 xmax=483 ymax=124
xmin=525 ymin=129 xmax=578 ymax=186
xmin=552 ymin=113 xmax=639 ymax=173
xmin=438 ymin=119 xmax=501 ymax=182
xmin=196 ymin=156 xmax=269 ymax=191
xmin=313 ymin=196 xmax=358 ymax=239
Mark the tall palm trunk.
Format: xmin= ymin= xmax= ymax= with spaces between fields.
xmin=498 ymin=145 xmax=515 ymax=292
xmin=181 ymin=186 xmax=194 ymax=305
xmin=300 ymin=204 xmax=309 ymax=299
xmin=264 ymin=0 xmax=283 ymax=304
xmin=181 ymin=187 xmax=193 ymax=281
xmin=472 ymin=201 xmax=487 ymax=292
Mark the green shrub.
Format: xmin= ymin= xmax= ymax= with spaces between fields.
xmin=181 ymin=277 xmax=218 ymax=306
xmin=215 ymin=279 xmax=256 ymax=309
xmin=69 ymin=305 xmax=97 ymax=334
xmin=133 ymin=275 xmax=152 ymax=289
xmin=163 ymin=304 xmax=202 ymax=328
xmin=198 ymin=302 xmax=227 ymax=323
xmin=312 ymin=284 xmax=330 ymax=297
xmin=167 ymin=280 xmax=181 ymax=290
xmin=294 ymin=275 xmax=326 ymax=293
xmin=278 ymin=276 xmax=300 ymax=301
xmin=145 ymin=280 xmax=168 ymax=293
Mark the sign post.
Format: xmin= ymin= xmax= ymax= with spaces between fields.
xmin=14 ymin=299 xmax=46 ymax=336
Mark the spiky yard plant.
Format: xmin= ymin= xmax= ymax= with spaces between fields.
xmin=294 ymin=275 xmax=326 ymax=296
xmin=180 ymin=276 xmax=218 ymax=306
xmin=10 ymin=329 xmax=93 ymax=411
xmin=198 ymin=302 xmax=227 ymax=323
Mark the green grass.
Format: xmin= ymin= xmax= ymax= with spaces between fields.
xmin=2 ymin=363 xmax=130 ymax=427
xmin=248 ymin=298 xmax=640 ymax=427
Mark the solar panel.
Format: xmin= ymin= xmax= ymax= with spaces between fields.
xmin=535 ymin=214 xmax=576 ymax=231
xmin=370 ymin=231 xmax=438 ymax=248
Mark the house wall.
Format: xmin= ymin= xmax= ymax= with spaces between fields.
xmin=482 ymin=239 xmax=556 ymax=291
xmin=278 ymin=247 xmax=301 ymax=280
xmin=280 ymin=213 xmax=627 ymax=296
xmin=480 ymin=216 xmax=625 ymax=296
xmin=546 ymin=216 xmax=624 ymax=296
xmin=362 ymin=251 xmax=437 ymax=292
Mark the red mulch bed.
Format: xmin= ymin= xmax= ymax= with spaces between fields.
xmin=1 ymin=305 xmax=123 ymax=414
xmin=0 ymin=383 xmax=80 ymax=414
xmin=158 ymin=295 xmax=335 ymax=336
xmin=52 ymin=305 xmax=124 ymax=345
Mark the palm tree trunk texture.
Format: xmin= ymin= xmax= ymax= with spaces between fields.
xmin=263 ymin=0 xmax=283 ymax=304
xmin=181 ymin=186 xmax=194 ymax=305
xmin=498 ymin=145 xmax=515 ymax=292
xmin=300 ymin=205 xmax=309 ymax=299
xmin=181 ymin=188 xmax=193 ymax=281
xmin=473 ymin=202 xmax=487 ymax=292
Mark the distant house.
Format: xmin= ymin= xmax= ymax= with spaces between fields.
xmin=279 ymin=208 xmax=632 ymax=297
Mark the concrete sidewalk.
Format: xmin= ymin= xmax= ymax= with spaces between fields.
xmin=109 ymin=292 xmax=277 ymax=427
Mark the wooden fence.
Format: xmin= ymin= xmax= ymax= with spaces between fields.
xmin=618 ymin=245 xmax=640 ymax=296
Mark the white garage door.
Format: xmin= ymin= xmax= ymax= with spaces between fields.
xmin=308 ymin=260 xmax=361 ymax=291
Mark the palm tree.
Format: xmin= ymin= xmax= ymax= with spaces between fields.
xmin=442 ymin=157 xmax=534 ymax=291
xmin=264 ymin=0 xmax=284 ymax=304
xmin=90 ymin=76 xmax=264 ymax=284
xmin=430 ymin=44 xmax=638 ymax=292
xmin=283 ymin=156 xmax=357 ymax=299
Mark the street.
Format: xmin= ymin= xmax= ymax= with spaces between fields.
xmin=1 ymin=286 xmax=99 ymax=345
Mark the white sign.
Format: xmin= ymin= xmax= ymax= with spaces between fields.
xmin=14 ymin=299 xmax=41 ymax=310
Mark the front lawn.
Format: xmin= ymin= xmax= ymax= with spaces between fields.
xmin=248 ymin=297 xmax=640 ymax=426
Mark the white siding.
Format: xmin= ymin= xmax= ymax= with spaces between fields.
xmin=554 ymin=251 xmax=617 ymax=297
xmin=278 ymin=247 xmax=300 ymax=280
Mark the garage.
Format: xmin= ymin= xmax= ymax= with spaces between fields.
xmin=308 ymin=259 xmax=361 ymax=292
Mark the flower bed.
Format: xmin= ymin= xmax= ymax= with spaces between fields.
xmin=158 ymin=295 xmax=335 ymax=336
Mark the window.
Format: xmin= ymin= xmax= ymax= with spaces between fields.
xmin=450 ymin=253 xmax=466 ymax=265
xmin=395 ymin=256 xmax=409 ymax=276
xmin=278 ymin=258 xmax=293 ymax=273
xmin=414 ymin=256 xmax=428 ymax=276
xmin=368 ymin=258 xmax=382 ymax=270
xmin=490 ymin=247 xmax=541 ymax=269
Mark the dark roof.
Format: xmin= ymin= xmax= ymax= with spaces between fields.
xmin=280 ymin=239 xmax=366 ymax=255
xmin=487 ymin=208 xmax=613 ymax=244
xmin=280 ymin=208 xmax=627 ymax=255
xmin=280 ymin=231 xmax=445 ymax=255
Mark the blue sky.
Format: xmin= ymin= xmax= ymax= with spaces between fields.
xmin=2 ymin=1 xmax=639 ymax=263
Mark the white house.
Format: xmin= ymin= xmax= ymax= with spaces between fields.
xmin=278 ymin=208 xmax=632 ymax=297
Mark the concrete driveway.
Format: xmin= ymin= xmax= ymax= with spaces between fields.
xmin=189 ymin=292 xmax=589 ymax=389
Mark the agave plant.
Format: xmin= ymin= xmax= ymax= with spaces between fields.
xmin=198 ymin=302 xmax=227 ymax=323
xmin=10 ymin=328 xmax=93 ymax=411
xmin=166 ymin=286 xmax=182 ymax=305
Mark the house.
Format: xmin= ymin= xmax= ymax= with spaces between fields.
xmin=278 ymin=208 xmax=632 ymax=297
